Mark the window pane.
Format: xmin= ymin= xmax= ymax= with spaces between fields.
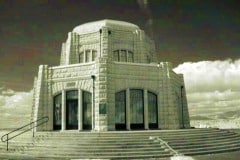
xmin=130 ymin=89 xmax=144 ymax=124
xmin=113 ymin=50 xmax=119 ymax=61
xmin=85 ymin=50 xmax=91 ymax=62
xmin=128 ymin=51 xmax=133 ymax=62
xmin=120 ymin=50 xmax=127 ymax=62
xmin=66 ymin=90 xmax=78 ymax=99
xmin=83 ymin=91 xmax=92 ymax=129
xmin=54 ymin=94 xmax=62 ymax=129
xmin=92 ymin=50 xmax=97 ymax=61
xmin=66 ymin=91 xmax=78 ymax=129
xmin=79 ymin=52 xmax=84 ymax=63
xmin=148 ymin=92 xmax=157 ymax=124
xmin=66 ymin=90 xmax=78 ymax=129
xmin=115 ymin=91 xmax=126 ymax=124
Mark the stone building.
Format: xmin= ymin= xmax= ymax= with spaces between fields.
xmin=32 ymin=19 xmax=190 ymax=131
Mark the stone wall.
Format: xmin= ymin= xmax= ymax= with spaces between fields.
xmin=60 ymin=26 xmax=156 ymax=66
xmin=105 ymin=61 xmax=190 ymax=130
xmin=33 ymin=59 xmax=190 ymax=131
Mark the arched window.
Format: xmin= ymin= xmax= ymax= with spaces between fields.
xmin=113 ymin=49 xmax=134 ymax=62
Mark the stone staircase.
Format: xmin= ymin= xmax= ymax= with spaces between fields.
xmin=0 ymin=128 xmax=240 ymax=159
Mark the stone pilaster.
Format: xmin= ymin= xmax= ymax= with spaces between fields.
xmin=60 ymin=43 xmax=66 ymax=65
xmin=47 ymin=67 xmax=53 ymax=130
xmin=96 ymin=57 xmax=108 ymax=131
xmin=70 ymin=32 xmax=79 ymax=64
xmin=144 ymin=89 xmax=149 ymax=129
xmin=126 ymin=88 xmax=131 ymax=130
xmin=78 ymin=89 xmax=83 ymax=131
xmin=61 ymin=90 xmax=66 ymax=131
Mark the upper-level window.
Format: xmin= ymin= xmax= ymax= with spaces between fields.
xmin=92 ymin=50 xmax=97 ymax=61
xmin=113 ymin=50 xmax=119 ymax=61
xmin=79 ymin=52 xmax=84 ymax=63
xmin=120 ymin=50 xmax=127 ymax=62
xmin=79 ymin=49 xmax=97 ymax=64
xmin=128 ymin=51 xmax=133 ymax=62
xmin=113 ymin=49 xmax=134 ymax=62
xmin=85 ymin=50 xmax=91 ymax=62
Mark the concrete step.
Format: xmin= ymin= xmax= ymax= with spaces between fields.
xmin=1 ymin=129 xmax=240 ymax=159
xmin=181 ymin=144 xmax=240 ymax=156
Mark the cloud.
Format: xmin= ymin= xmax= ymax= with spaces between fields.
xmin=0 ymin=91 xmax=32 ymax=109
xmin=174 ymin=59 xmax=240 ymax=93
xmin=0 ymin=90 xmax=32 ymax=129
xmin=173 ymin=59 xmax=240 ymax=118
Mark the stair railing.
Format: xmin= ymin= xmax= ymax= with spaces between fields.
xmin=149 ymin=136 xmax=182 ymax=156
xmin=1 ymin=116 xmax=49 ymax=151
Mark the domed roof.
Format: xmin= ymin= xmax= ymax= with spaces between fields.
xmin=73 ymin=19 xmax=139 ymax=34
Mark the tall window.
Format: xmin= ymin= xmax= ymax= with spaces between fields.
xmin=115 ymin=91 xmax=126 ymax=129
xmin=83 ymin=91 xmax=92 ymax=130
xmin=130 ymin=89 xmax=144 ymax=129
xmin=148 ymin=91 xmax=158 ymax=129
xmin=92 ymin=50 xmax=97 ymax=61
xmin=53 ymin=93 xmax=62 ymax=130
xmin=85 ymin=50 xmax=91 ymax=62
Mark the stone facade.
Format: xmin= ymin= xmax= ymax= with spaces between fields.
xmin=32 ymin=19 xmax=190 ymax=131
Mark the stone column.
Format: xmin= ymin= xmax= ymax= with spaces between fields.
xmin=78 ymin=89 xmax=82 ymax=131
xmin=126 ymin=88 xmax=131 ymax=130
xmin=144 ymin=89 xmax=149 ymax=130
xmin=61 ymin=90 xmax=66 ymax=131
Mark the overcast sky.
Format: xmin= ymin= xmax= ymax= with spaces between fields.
xmin=0 ymin=0 xmax=239 ymax=90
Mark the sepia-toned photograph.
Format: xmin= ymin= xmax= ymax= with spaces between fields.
xmin=0 ymin=0 xmax=239 ymax=159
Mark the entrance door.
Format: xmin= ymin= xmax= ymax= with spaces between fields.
xmin=66 ymin=100 xmax=78 ymax=129
xmin=83 ymin=91 xmax=92 ymax=130
xmin=130 ymin=89 xmax=144 ymax=129
xmin=66 ymin=90 xmax=78 ymax=130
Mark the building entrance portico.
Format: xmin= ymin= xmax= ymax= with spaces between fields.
xmin=53 ymin=90 xmax=93 ymax=131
